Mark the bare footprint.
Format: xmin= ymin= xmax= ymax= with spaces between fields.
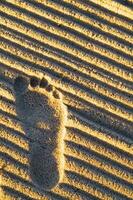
xmin=14 ymin=75 xmax=67 ymax=190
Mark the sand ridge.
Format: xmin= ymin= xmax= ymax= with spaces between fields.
xmin=0 ymin=0 xmax=133 ymax=199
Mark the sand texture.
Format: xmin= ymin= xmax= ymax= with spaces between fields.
xmin=0 ymin=0 xmax=133 ymax=199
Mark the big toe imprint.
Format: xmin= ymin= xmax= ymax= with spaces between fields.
xmin=14 ymin=75 xmax=67 ymax=190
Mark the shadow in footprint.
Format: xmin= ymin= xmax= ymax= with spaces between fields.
xmin=13 ymin=75 xmax=67 ymax=190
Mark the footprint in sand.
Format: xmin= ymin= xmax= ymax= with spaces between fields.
xmin=14 ymin=75 xmax=67 ymax=190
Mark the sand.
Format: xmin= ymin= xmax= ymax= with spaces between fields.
xmin=0 ymin=0 xmax=133 ymax=199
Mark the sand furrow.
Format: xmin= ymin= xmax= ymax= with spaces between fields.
xmin=65 ymin=130 xmax=133 ymax=169
xmin=0 ymin=124 xmax=28 ymax=151
xmin=0 ymin=85 xmax=14 ymax=102
xmin=0 ymin=152 xmax=29 ymax=182
xmin=1 ymin=104 xmax=132 ymax=185
xmin=0 ymin=45 xmax=133 ymax=124
xmin=8 ymin=0 xmax=132 ymax=50
xmin=1 ymin=26 xmax=133 ymax=96
xmin=0 ymin=8 xmax=132 ymax=82
xmin=1 ymin=110 xmax=133 ymax=178
xmin=1 ymin=186 xmax=37 ymax=200
xmin=65 ymin=142 xmax=133 ymax=184
xmin=0 ymin=139 xmax=28 ymax=165
xmin=0 ymin=0 xmax=133 ymax=199
xmin=1 ymin=136 xmax=132 ymax=199
xmin=63 ymin=92 xmax=133 ymax=137
xmin=1 ymin=162 xmax=131 ymax=200
xmin=89 ymin=0 xmax=133 ymax=18
xmin=1 ymin=169 xmax=101 ymax=200
xmin=0 ymin=98 xmax=16 ymax=117
xmin=4 ymin=146 xmax=132 ymax=199
xmin=47 ymin=0 xmax=133 ymax=30
xmin=65 ymin=157 xmax=133 ymax=198
xmin=1 ymin=111 xmax=133 ymax=185
xmin=0 ymin=13 xmax=133 ymax=82
xmin=1 ymin=170 xmax=50 ymax=200
xmin=64 ymin=172 xmax=131 ymax=200
xmin=1 ymin=76 xmax=133 ymax=153
xmin=2 ymin=0 xmax=133 ymax=60
xmin=1 ymin=30 xmax=133 ymax=109
xmin=1 ymin=81 xmax=133 ymax=154
xmin=1 ymin=100 xmax=132 ymax=170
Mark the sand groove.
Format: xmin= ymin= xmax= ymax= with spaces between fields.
xmin=1 ymin=1 xmax=133 ymax=65
xmin=0 ymin=43 xmax=133 ymax=124
xmin=0 ymin=30 xmax=133 ymax=109
xmin=0 ymin=0 xmax=133 ymax=199
xmin=0 ymin=13 xmax=133 ymax=82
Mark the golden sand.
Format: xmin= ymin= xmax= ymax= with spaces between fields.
xmin=0 ymin=0 xmax=133 ymax=199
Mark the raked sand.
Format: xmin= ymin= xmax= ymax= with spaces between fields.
xmin=0 ymin=0 xmax=133 ymax=199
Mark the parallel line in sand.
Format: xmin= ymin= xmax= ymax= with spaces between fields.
xmin=5 ymin=0 xmax=133 ymax=37
xmin=2 ymin=167 xmax=131 ymax=200
xmin=2 ymin=141 xmax=132 ymax=198
xmin=0 ymin=124 xmax=29 ymax=151
xmin=1 ymin=73 xmax=133 ymax=145
xmin=2 ymin=186 xmax=69 ymax=200
xmin=1 ymin=110 xmax=133 ymax=172
xmin=0 ymin=47 xmax=133 ymax=124
xmin=1 ymin=91 xmax=131 ymax=144
xmin=0 ymin=137 xmax=29 ymax=158
xmin=1 ymin=122 xmax=132 ymax=190
xmin=1 ymin=30 xmax=133 ymax=97
xmin=1 ymin=31 xmax=133 ymax=109
xmin=0 ymin=85 xmax=14 ymax=102
xmin=6 ymin=0 xmax=132 ymax=49
xmin=46 ymin=0 xmax=133 ymax=30
xmin=0 ymin=12 xmax=133 ymax=82
xmin=65 ymin=156 xmax=133 ymax=198
xmin=0 ymin=165 xmax=68 ymax=200
xmin=65 ymin=141 xmax=133 ymax=184
xmin=1 ymin=186 xmax=37 ymax=200
xmin=57 ymin=184 xmax=100 ymax=200
xmin=2 ymin=0 xmax=133 ymax=58
xmin=1 ymin=169 xmax=102 ymax=200
xmin=88 ymin=0 xmax=133 ymax=18
xmin=68 ymin=109 xmax=133 ymax=154
xmin=0 ymin=42 xmax=133 ymax=124
xmin=0 ymin=7 xmax=132 ymax=73
xmin=5 ymin=147 xmax=133 ymax=198
xmin=1 ymin=91 xmax=132 ymax=155
xmin=1 ymin=119 xmax=133 ymax=185
xmin=0 ymin=124 xmax=132 ymax=198
xmin=1 ymin=185 xmax=95 ymax=200
xmin=64 ymin=172 xmax=131 ymax=200
xmin=65 ymin=138 xmax=133 ymax=172
xmin=1 ymin=72 xmax=133 ymax=150
xmin=1 ymin=0 xmax=133 ymax=199
xmin=1 ymin=150 xmax=133 ymax=200
xmin=1 ymin=77 xmax=133 ymax=153
xmin=1 ymin=170 xmax=53 ymax=200
xmin=0 ymin=141 xmax=28 ymax=165
xmin=1 ymin=182 xmax=95 ymax=200
xmin=0 ymin=152 xmax=29 ymax=182
xmin=63 ymin=91 xmax=133 ymax=137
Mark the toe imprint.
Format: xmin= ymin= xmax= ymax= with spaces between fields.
xmin=46 ymin=84 xmax=54 ymax=92
xmin=30 ymin=76 xmax=40 ymax=88
xmin=14 ymin=75 xmax=67 ymax=190
xmin=40 ymin=77 xmax=48 ymax=88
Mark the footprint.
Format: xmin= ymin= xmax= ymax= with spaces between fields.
xmin=14 ymin=75 xmax=67 ymax=190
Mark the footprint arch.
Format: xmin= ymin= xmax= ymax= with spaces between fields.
xmin=14 ymin=75 xmax=67 ymax=190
